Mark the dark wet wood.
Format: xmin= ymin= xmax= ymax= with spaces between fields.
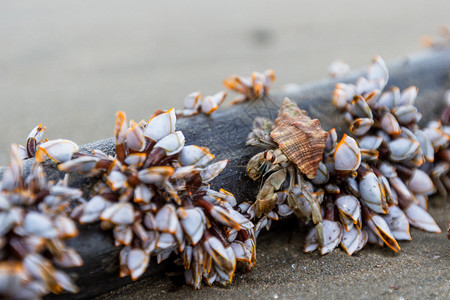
xmin=1 ymin=48 xmax=450 ymax=299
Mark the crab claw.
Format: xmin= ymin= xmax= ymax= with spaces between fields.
xmin=35 ymin=139 xmax=79 ymax=163
xmin=255 ymin=169 xmax=286 ymax=218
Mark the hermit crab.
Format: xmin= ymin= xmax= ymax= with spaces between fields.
xmin=242 ymin=97 xmax=329 ymax=240
xmin=51 ymin=109 xmax=255 ymax=289
xmin=244 ymin=56 xmax=444 ymax=256
xmin=0 ymin=144 xmax=83 ymax=299
xmin=223 ymin=69 xmax=275 ymax=104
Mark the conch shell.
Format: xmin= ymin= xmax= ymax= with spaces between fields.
xmin=270 ymin=98 xmax=328 ymax=179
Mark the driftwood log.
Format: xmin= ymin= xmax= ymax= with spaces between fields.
xmin=1 ymin=48 xmax=450 ymax=299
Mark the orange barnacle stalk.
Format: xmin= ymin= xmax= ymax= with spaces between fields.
xmin=223 ymin=69 xmax=275 ymax=104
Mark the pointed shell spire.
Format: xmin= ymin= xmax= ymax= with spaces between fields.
xmin=270 ymin=98 xmax=329 ymax=179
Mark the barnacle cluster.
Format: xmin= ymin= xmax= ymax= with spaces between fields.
xmin=176 ymin=91 xmax=227 ymax=117
xmin=244 ymin=56 xmax=446 ymax=255
xmin=53 ymin=109 xmax=255 ymax=288
xmin=223 ymin=69 xmax=275 ymax=104
xmin=0 ymin=145 xmax=83 ymax=299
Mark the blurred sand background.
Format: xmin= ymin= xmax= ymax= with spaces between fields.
xmin=0 ymin=0 xmax=449 ymax=165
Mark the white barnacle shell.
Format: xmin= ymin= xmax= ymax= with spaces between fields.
xmin=178 ymin=207 xmax=205 ymax=245
xmin=127 ymin=248 xmax=150 ymax=281
xmin=184 ymin=91 xmax=201 ymax=110
xmin=349 ymin=118 xmax=374 ymax=136
xmin=391 ymin=105 xmax=418 ymax=125
xmin=358 ymin=136 xmax=383 ymax=150
xmin=125 ymin=122 xmax=145 ymax=151
xmin=23 ymin=212 xmax=57 ymax=238
xmin=414 ymin=129 xmax=434 ymax=162
xmin=334 ymin=134 xmax=361 ymax=172
xmin=367 ymin=55 xmax=389 ymax=91
xmin=100 ymin=203 xmax=134 ymax=225
xmin=366 ymin=214 xmax=400 ymax=252
xmin=138 ymin=166 xmax=174 ymax=185
xmin=403 ymin=203 xmax=441 ymax=233
xmin=399 ymin=86 xmax=418 ymax=106
xmin=407 ymin=169 xmax=435 ymax=195
xmin=155 ymin=204 xmax=179 ymax=234
xmin=201 ymin=91 xmax=226 ymax=115
xmin=79 ymin=195 xmax=110 ymax=224
xmin=58 ymin=156 xmax=101 ymax=173
xmin=203 ymin=235 xmax=236 ymax=273
xmin=388 ymin=138 xmax=420 ymax=161
xmin=144 ymin=108 xmax=177 ymax=142
xmin=154 ymin=131 xmax=185 ymax=156
xmin=35 ymin=139 xmax=79 ymax=163
xmin=351 ymin=96 xmax=373 ymax=119
xmin=359 ymin=171 xmax=388 ymax=214
xmin=377 ymin=87 xmax=401 ymax=110
xmin=340 ymin=226 xmax=368 ymax=255
xmin=381 ymin=205 xmax=411 ymax=241
xmin=1 ymin=145 xmax=23 ymax=191
xmin=200 ymin=160 xmax=228 ymax=183
xmin=320 ymin=220 xmax=343 ymax=255
xmin=311 ymin=162 xmax=329 ymax=185
xmin=336 ymin=195 xmax=361 ymax=230
xmin=380 ymin=112 xmax=401 ymax=136
xmin=179 ymin=145 xmax=215 ymax=167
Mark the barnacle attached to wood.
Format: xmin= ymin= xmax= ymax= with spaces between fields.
xmin=17 ymin=124 xmax=48 ymax=160
xmin=328 ymin=60 xmax=351 ymax=78
xmin=58 ymin=109 xmax=255 ymax=289
xmin=422 ymin=25 xmax=450 ymax=48
xmin=0 ymin=144 xmax=84 ymax=299
xmin=244 ymin=57 xmax=445 ymax=255
xmin=324 ymin=55 xmax=444 ymax=252
xmin=176 ymin=91 xmax=227 ymax=117
xmin=223 ymin=69 xmax=275 ymax=104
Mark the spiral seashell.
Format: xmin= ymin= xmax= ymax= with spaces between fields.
xmin=270 ymin=98 xmax=328 ymax=179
